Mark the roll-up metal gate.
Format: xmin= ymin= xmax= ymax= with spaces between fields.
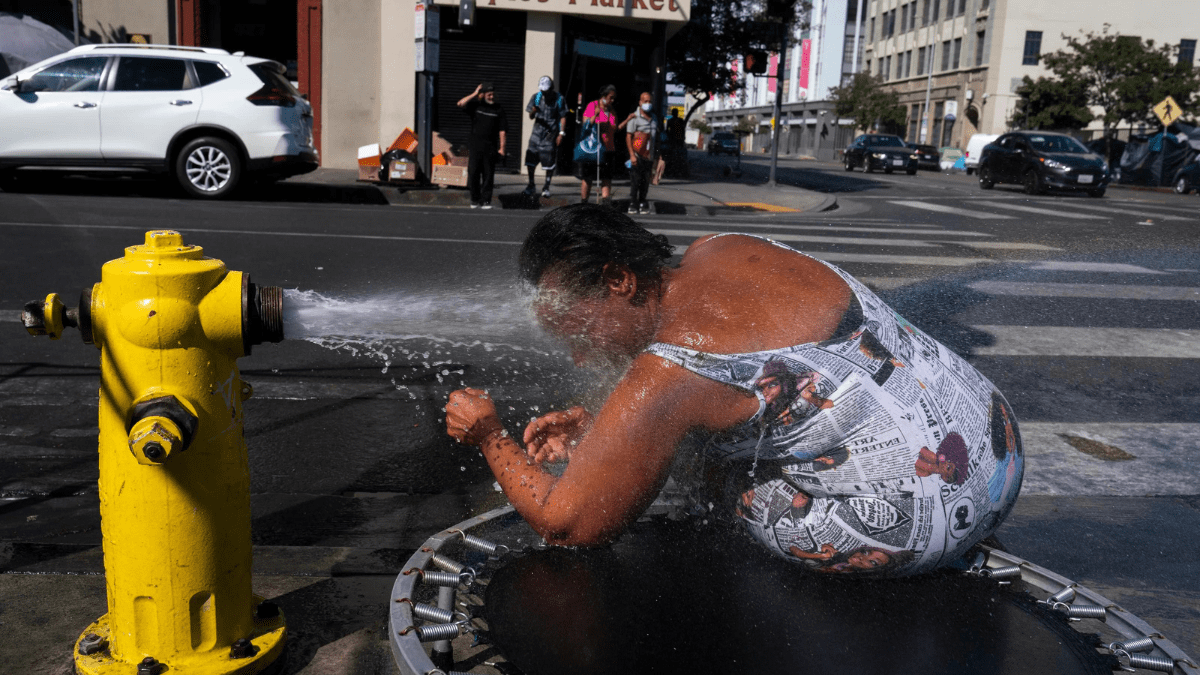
xmin=435 ymin=39 xmax=525 ymax=173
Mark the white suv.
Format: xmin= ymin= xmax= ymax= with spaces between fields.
xmin=0 ymin=44 xmax=317 ymax=198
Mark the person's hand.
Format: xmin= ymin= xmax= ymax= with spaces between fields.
xmin=555 ymin=135 xmax=562 ymax=146
xmin=630 ymin=154 xmax=638 ymax=166
xmin=446 ymin=388 xmax=504 ymax=447
xmin=522 ymin=406 xmax=593 ymax=463
xmin=474 ymin=83 xmax=483 ymax=96
xmin=497 ymin=147 xmax=506 ymax=156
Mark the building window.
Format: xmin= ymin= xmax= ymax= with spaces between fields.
xmin=957 ymin=0 xmax=967 ymax=17
xmin=931 ymin=0 xmax=940 ymax=23
xmin=980 ymin=0 xmax=989 ymax=9
xmin=883 ymin=55 xmax=891 ymax=81
xmin=952 ymin=38 xmax=962 ymax=68
xmin=941 ymin=40 xmax=952 ymax=70
xmin=869 ymin=17 xmax=875 ymax=41
xmin=1022 ymin=31 xmax=1042 ymax=65
xmin=941 ymin=114 xmax=955 ymax=146
xmin=922 ymin=0 xmax=930 ymax=26
xmin=908 ymin=103 xmax=921 ymax=141
xmin=918 ymin=46 xmax=926 ymax=75
xmin=932 ymin=101 xmax=944 ymax=146
xmin=1181 ymin=39 xmax=1197 ymax=66
xmin=976 ymin=31 xmax=986 ymax=66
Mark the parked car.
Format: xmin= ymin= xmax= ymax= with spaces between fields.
xmin=939 ymin=147 xmax=963 ymax=171
xmin=843 ymin=134 xmax=918 ymax=174
xmin=907 ymin=143 xmax=940 ymax=170
xmin=0 ymin=44 xmax=318 ymax=198
xmin=706 ymin=131 xmax=741 ymax=156
xmin=963 ymin=133 xmax=1000 ymax=175
xmin=977 ymin=131 xmax=1110 ymax=197
xmin=1174 ymin=159 xmax=1200 ymax=195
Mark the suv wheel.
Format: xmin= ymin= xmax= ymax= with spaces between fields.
xmin=1023 ymin=170 xmax=1043 ymax=195
xmin=1087 ymin=187 xmax=1106 ymax=198
xmin=844 ymin=156 xmax=854 ymax=171
xmin=1175 ymin=176 xmax=1189 ymax=195
xmin=176 ymin=137 xmax=241 ymax=199
xmin=978 ymin=165 xmax=995 ymax=190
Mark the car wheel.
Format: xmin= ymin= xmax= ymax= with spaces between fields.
xmin=844 ymin=157 xmax=854 ymax=172
xmin=1023 ymin=170 xmax=1042 ymax=195
xmin=966 ymin=167 xmax=974 ymax=175
xmin=1087 ymin=187 xmax=1106 ymax=198
xmin=884 ymin=167 xmax=894 ymax=174
xmin=906 ymin=167 xmax=917 ymax=175
xmin=0 ymin=169 xmax=18 ymax=192
xmin=978 ymin=165 xmax=995 ymax=189
xmin=176 ymin=137 xmax=241 ymax=199
xmin=1175 ymin=176 xmax=1189 ymax=194
xmin=863 ymin=161 xmax=873 ymax=173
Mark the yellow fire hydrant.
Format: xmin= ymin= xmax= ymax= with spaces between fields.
xmin=23 ymin=231 xmax=287 ymax=675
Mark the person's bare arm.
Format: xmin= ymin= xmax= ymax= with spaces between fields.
xmin=448 ymin=355 xmax=748 ymax=545
xmin=498 ymin=130 xmax=507 ymax=155
xmin=457 ymin=84 xmax=482 ymax=108
xmin=626 ymin=128 xmax=638 ymax=165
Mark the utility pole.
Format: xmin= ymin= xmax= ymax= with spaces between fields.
xmin=850 ymin=0 xmax=863 ymax=74
xmin=768 ymin=21 xmax=789 ymax=187
xmin=920 ymin=48 xmax=933 ymax=143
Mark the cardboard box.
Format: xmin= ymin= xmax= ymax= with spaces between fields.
xmin=389 ymin=159 xmax=419 ymax=182
xmin=431 ymin=132 xmax=453 ymax=158
xmin=358 ymin=164 xmax=381 ymax=182
xmin=387 ymin=128 xmax=418 ymax=154
xmin=448 ymin=153 xmax=469 ymax=167
xmin=357 ymin=142 xmax=382 ymax=181
xmin=431 ymin=164 xmax=468 ymax=187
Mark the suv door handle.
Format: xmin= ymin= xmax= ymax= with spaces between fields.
xmin=73 ymin=101 xmax=97 ymax=109
xmin=169 ymin=100 xmax=193 ymax=106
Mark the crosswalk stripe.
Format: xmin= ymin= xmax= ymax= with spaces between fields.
xmin=887 ymin=200 xmax=1016 ymax=219
xmin=968 ymin=281 xmax=1200 ymax=301
xmin=714 ymin=223 xmax=995 ymax=238
xmin=1051 ymin=201 xmax=1192 ymax=221
xmin=1025 ymin=261 xmax=1166 ymax=274
xmin=667 ymin=246 xmax=996 ymax=265
xmin=975 ymin=201 xmax=1106 ymax=219
xmin=1018 ymin=422 xmax=1200 ymax=496
xmin=649 ymin=228 xmax=941 ymax=248
xmin=936 ymin=240 xmax=1061 ymax=251
xmin=968 ymin=325 xmax=1200 ymax=358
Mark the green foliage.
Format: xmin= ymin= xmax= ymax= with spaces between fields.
xmin=689 ymin=118 xmax=713 ymax=134
xmin=1042 ymin=26 xmax=1200 ymax=131
xmin=667 ymin=0 xmax=811 ymax=126
xmin=829 ymin=72 xmax=907 ymax=133
xmin=1009 ymin=76 xmax=1094 ymax=130
xmin=732 ymin=118 xmax=757 ymax=134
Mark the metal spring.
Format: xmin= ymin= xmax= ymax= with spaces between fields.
xmin=412 ymin=602 xmax=468 ymax=625
xmin=421 ymin=570 xmax=472 ymax=588
xmin=1112 ymin=637 xmax=1157 ymax=654
xmin=1048 ymin=586 xmax=1076 ymax=604
xmin=981 ymin=565 xmax=1022 ymax=580
xmin=430 ymin=554 xmax=475 ymax=582
xmin=452 ymin=530 xmax=509 ymax=557
xmin=398 ymin=622 xmax=462 ymax=642
xmin=1054 ymin=603 xmax=1107 ymax=621
xmin=1117 ymin=651 xmax=1176 ymax=673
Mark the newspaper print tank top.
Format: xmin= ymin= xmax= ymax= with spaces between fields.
xmin=644 ymin=237 xmax=1023 ymax=577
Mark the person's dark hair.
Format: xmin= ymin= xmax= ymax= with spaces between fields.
xmin=518 ymin=203 xmax=673 ymax=296
xmin=598 ymin=84 xmax=616 ymax=99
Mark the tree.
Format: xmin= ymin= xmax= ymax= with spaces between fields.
xmin=1042 ymin=26 xmax=1200 ymax=136
xmin=829 ymin=72 xmax=906 ymax=133
xmin=1008 ymin=76 xmax=1094 ymax=131
xmin=666 ymin=0 xmax=810 ymax=128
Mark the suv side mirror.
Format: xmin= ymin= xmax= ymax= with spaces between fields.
xmin=10 ymin=77 xmax=31 ymax=94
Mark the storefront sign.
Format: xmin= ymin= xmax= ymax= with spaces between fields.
xmin=798 ymin=39 xmax=811 ymax=93
xmin=415 ymin=4 xmax=440 ymax=72
xmin=432 ymin=0 xmax=689 ymax=22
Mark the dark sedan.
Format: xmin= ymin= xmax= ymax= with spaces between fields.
xmin=978 ymin=131 xmax=1110 ymax=197
xmin=844 ymin=134 xmax=918 ymax=174
xmin=707 ymin=131 xmax=741 ymax=156
xmin=1174 ymin=160 xmax=1200 ymax=195
xmin=908 ymin=143 xmax=941 ymax=170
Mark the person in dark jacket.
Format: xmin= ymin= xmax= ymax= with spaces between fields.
xmin=457 ymin=82 xmax=508 ymax=209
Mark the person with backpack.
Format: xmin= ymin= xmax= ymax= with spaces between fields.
xmin=523 ymin=76 xmax=568 ymax=199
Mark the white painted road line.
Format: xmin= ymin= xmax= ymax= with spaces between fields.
xmin=706 ymin=223 xmax=996 ymax=237
xmin=969 ymin=325 xmax=1200 ymax=358
xmin=968 ymin=281 xmax=1200 ymax=302
xmin=666 ymin=246 xmax=999 ymax=266
xmin=1018 ymin=422 xmax=1200 ymax=496
xmin=1052 ymin=201 xmax=1193 ymax=222
xmin=888 ymin=200 xmax=1017 ymax=219
xmin=976 ymin=201 xmax=1108 ymax=220
xmin=937 ymin=241 xmax=1062 ymax=251
xmin=1025 ymin=261 xmax=1166 ymax=274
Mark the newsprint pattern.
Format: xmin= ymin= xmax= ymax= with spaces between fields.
xmin=646 ymin=242 xmax=1024 ymax=577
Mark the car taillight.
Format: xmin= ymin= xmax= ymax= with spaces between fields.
xmin=247 ymin=84 xmax=296 ymax=107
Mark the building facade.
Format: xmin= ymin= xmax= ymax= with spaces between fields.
xmin=44 ymin=0 xmax=690 ymax=169
xmin=861 ymin=0 xmax=1200 ymax=149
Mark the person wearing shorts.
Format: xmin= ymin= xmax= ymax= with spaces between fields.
xmin=523 ymin=76 xmax=567 ymax=199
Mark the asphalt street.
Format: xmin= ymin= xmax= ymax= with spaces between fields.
xmin=1 ymin=159 xmax=1198 ymax=672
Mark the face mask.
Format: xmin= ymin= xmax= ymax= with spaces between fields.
xmin=641 ymin=102 xmax=652 ymax=112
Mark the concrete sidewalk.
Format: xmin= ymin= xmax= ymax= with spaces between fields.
xmin=287 ymin=150 xmax=837 ymax=216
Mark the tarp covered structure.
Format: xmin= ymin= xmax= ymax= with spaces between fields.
xmin=0 ymin=13 xmax=78 ymax=79
xmin=1118 ymin=121 xmax=1200 ymax=187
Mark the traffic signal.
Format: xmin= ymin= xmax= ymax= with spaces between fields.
xmin=459 ymin=0 xmax=475 ymax=27
xmin=745 ymin=50 xmax=769 ymax=75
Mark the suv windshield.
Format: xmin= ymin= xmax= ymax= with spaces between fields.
xmin=713 ymin=132 xmax=735 ymax=140
xmin=1027 ymin=134 xmax=1088 ymax=153
xmin=865 ymin=135 xmax=905 ymax=147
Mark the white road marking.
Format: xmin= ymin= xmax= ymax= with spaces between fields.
xmin=975 ymin=201 xmax=1107 ymax=220
xmin=1026 ymin=261 xmax=1166 ymax=274
xmin=968 ymin=281 xmax=1200 ymax=302
xmin=1050 ymin=201 xmax=1193 ymax=221
xmin=969 ymin=325 xmax=1200 ymax=358
xmin=935 ymin=240 xmax=1061 ymax=251
xmin=666 ymin=246 xmax=996 ymax=266
xmin=888 ymin=200 xmax=1016 ymax=219
xmin=695 ymin=223 xmax=996 ymax=237
xmin=649 ymin=228 xmax=941 ymax=248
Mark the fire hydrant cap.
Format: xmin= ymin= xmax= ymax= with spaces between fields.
xmin=127 ymin=230 xmax=203 ymax=261
xmin=128 ymin=416 xmax=183 ymax=465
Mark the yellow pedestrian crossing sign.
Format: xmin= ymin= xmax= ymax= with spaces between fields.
xmin=1153 ymin=96 xmax=1182 ymax=127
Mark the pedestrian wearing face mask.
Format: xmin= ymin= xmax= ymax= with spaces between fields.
xmin=457 ymin=82 xmax=508 ymax=209
xmin=623 ymin=91 xmax=659 ymax=215
xmin=523 ymin=76 xmax=567 ymax=199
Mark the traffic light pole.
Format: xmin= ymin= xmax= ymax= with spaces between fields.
xmin=768 ymin=22 xmax=789 ymax=188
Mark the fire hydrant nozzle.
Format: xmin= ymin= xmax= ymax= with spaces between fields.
xmin=29 ymin=230 xmax=288 ymax=675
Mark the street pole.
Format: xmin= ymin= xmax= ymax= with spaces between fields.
xmin=768 ymin=22 xmax=789 ymax=187
xmin=920 ymin=49 xmax=933 ymax=143
xmin=850 ymin=0 xmax=863 ymax=75
xmin=73 ymin=0 xmax=80 ymax=45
